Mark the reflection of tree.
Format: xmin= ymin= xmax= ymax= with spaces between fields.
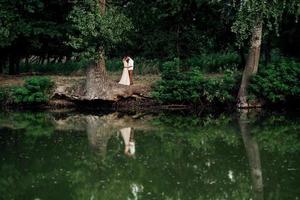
xmin=0 ymin=112 xmax=55 ymax=136
xmin=1 ymin=111 xmax=299 ymax=200
xmin=54 ymin=113 xmax=153 ymax=157
xmin=238 ymin=110 xmax=264 ymax=200
xmin=86 ymin=115 xmax=116 ymax=157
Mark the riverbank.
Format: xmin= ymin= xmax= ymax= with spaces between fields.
xmin=0 ymin=73 xmax=165 ymax=112
xmin=0 ymin=72 xmax=231 ymax=113
xmin=1 ymin=59 xmax=299 ymax=112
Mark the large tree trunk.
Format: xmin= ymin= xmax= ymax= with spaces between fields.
xmin=57 ymin=0 xmax=140 ymax=102
xmin=85 ymin=49 xmax=111 ymax=99
xmin=82 ymin=0 xmax=130 ymax=100
xmin=237 ymin=21 xmax=263 ymax=108
xmin=84 ymin=0 xmax=111 ymax=99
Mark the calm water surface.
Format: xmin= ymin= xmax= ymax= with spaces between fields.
xmin=0 ymin=111 xmax=299 ymax=200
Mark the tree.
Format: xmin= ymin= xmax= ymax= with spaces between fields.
xmin=67 ymin=0 xmax=132 ymax=100
xmin=0 ymin=0 xmax=74 ymax=74
xmin=226 ymin=0 xmax=300 ymax=108
xmin=111 ymin=0 xmax=235 ymax=59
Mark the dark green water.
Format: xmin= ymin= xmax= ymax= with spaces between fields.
xmin=0 ymin=111 xmax=299 ymax=200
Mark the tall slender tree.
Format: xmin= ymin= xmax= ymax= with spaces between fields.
xmin=237 ymin=21 xmax=262 ymax=107
xmin=223 ymin=0 xmax=300 ymax=107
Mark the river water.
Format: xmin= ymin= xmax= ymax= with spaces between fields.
xmin=0 ymin=110 xmax=299 ymax=200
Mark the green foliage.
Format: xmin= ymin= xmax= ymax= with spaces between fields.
xmin=249 ymin=59 xmax=300 ymax=104
xmin=0 ymin=0 xmax=73 ymax=52
xmin=16 ymin=77 xmax=53 ymax=104
xmin=224 ymin=0 xmax=300 ymax=46
xmin=184 ymin=52 xmax=240 ymax=72
xmin=106 ymin=58 xmax=161 ymax=75
xmin=111 ymin=0 xmax=235 ymax=59
xmin=24 ymin=77 xmax=53 ymax=92
xmin=0 ymin=112 xmax=54 ymax=137
xmin=152 ymin=59 xmax=240 ymax=105
xmin=153 ymin=54 xmax=300 ymax=106
xmin=11 ymin=77 xmax=54 ymax=104
xmin=67 ymin=0 xmax=132 ymax=59
xmin=0 ymin=111 xmax=299 ymax=199
xmin=20 ymin=60 xmax=90 ymax=75
xmin=0 ymin=87 xmax=10 ymax=104
xmin=252 ymin=114 xmax=300 ymax=154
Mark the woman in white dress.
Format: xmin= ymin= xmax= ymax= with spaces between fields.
xmin=118 ymin=57 xmax=130 ymax=85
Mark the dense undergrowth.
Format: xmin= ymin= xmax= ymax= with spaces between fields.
xmin=1 ymin=52 xmax=299 ymax=108
xmin=18 ymin=52 xmax=240 ymax=75
xmin=152 ymin=58 xmax=241 ymax=106
xmin=0 ymin=77 xmax=54 ymax=106
xmin=249 ymin=59 xmax=300 ymax=104
xmin=152 ymin=57 xmax=300 ymax=107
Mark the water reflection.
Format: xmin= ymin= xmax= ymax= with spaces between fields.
xmin=120 ymin=127 xmax=135 ymax=157
xmin=86 ymin=115 xmax=116 ymax=157
xmin=0 ymin=111 xmax=299 ymax=199
xmin=54 ymin=113 xmax=150 ymax=157
xmin=238 ymin=110 xmax=264 ymax=200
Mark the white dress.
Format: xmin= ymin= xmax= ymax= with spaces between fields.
xmin=118 ymin=60 xmax=130 ymax=85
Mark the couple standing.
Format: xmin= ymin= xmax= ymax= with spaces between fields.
xmin=119 ymin=56 xmax=134 ymax=86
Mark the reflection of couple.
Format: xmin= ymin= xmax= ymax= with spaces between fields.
xmin=119 ymin=56 xmax=134 ymax=86
xmin=120 ymin=127 xmax=135 ymax=156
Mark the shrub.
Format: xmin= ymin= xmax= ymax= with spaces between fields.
xmin=154 ymin=56 xmax=299 ymax=106
xmin=184 ymin=52 xmax=240 ymax=73
xmin=20 ymin=60 xmax=90 ymax=75
xmin=11 ymin=77 xmax=54 ymax=104
xmin=24 ymin=76 xmax=54 ymax=92
xmin=0 ymin=87 xmax=10 ymax=105
xmin=249 ymin=59 xmax=300 ymax=104
xmin=106 ymin=57 xmax=161 ymax=75
xmin=152 ymin=59 xmax=240 ymax=105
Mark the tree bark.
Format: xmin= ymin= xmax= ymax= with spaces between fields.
xmin=85 ymin=49 xmax=110 ymax=99
xmin=81 ymin=0 xmax=130 ymax=101
xmin=237 ymin=21 xmax=263 ymax=108
xmin=99 ymin=0 xmax=106 ymax=14
xmin=84 ymin=0 xmax=109 ymax=99
xmin=60 ymin=0 xmax=133 ymax=101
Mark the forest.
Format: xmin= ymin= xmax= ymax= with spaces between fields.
xmin=1 ymin=1 xmax=300 ymax=199
xmin=0 ymin=0 xmax=300 ymax=109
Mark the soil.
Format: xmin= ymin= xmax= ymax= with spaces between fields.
xmin=0 ymin=73 xmax=160 ymax=95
